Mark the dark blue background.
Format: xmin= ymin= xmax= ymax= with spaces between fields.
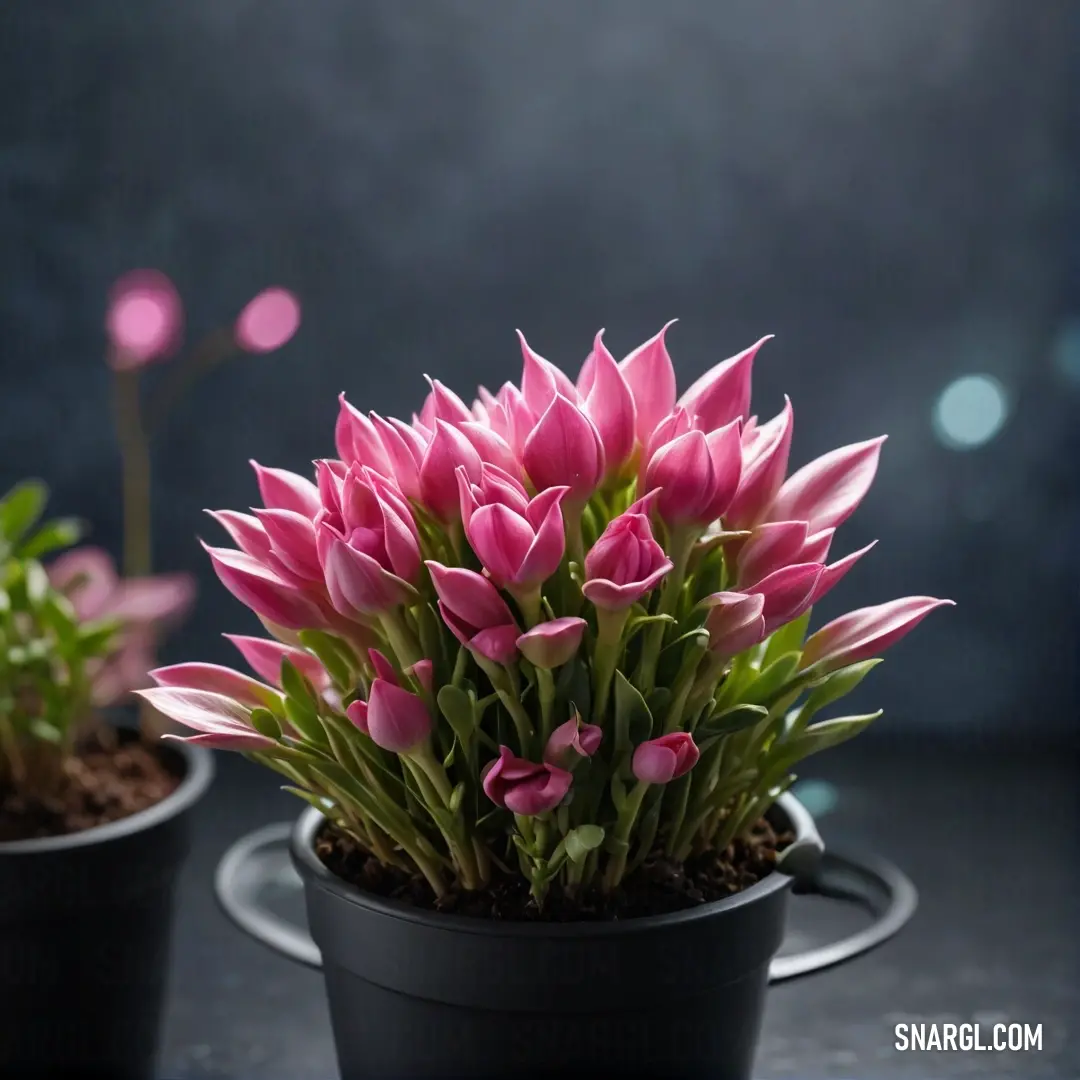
xmin=2 ymin=0 xmax=1076 ymax=743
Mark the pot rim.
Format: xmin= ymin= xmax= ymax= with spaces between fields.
xmin=0 ymin=736 xmax=215 ymax=855
xmin=291 ymin=791 xmax=819 ymax=939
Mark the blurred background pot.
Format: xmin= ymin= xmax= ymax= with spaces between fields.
xmin=0 ymin=734 xmax=213 ymax=1079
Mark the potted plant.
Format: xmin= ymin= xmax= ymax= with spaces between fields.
xmin=0 ymin=270 xmax=301 ymax=1078
xmin=143 ymin=325 xmax=952 ymax=1080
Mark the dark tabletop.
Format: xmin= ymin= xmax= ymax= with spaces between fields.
xmin=158 ymin=739 xmax=1078 ymax=1080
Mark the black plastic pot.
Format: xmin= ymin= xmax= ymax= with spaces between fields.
xmin=218 ymin=793 xmax=921 ymax=1080
xmin=0 ymin=734 xmax=214 ymax=1079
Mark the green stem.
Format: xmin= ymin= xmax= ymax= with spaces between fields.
xmin=512 ymin=587 xmax=542 ymax=628
xmin=591 ymin=606 xmax=629 ymax=724
xmin=566 ymin=504 xmax=586 ymax=567
xmin=379 ymin=609 xmax=425 ymax=669
xmin=635 ymin=527 xmax=698 ymax=695
xmin=113 ymin=368 xmax=152 ymax=578
xmin=537 ymin=667 xmax=557 ymax=747
xmin=143 ymin=328 xmax=237 ymax=435
xmin=603 ymin=780 xmax=650 ymax=891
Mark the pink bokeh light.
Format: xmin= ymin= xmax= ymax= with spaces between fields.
xmin=235 ymin=287 xmax=302 ymax=353
xmin=105 ymin=269 xmax=183 ymax=369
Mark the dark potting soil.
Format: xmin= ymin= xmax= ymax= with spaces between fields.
xmin=0 ymin=725 xmax=181 ymax=842
xmin=316 ymin=817 xmax=793 ymax=922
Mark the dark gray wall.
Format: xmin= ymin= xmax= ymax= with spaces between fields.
xmin=2 ymin=0 xmax=1076 ymax=741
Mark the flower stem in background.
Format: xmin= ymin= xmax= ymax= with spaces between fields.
xmin=112 ymin=366 xmax=153 ymax=579
xmin=143 ymin=328 xmax=238 ymax=436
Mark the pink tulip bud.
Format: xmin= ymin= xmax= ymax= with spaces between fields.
xmin=677 ymin=336 xmax=771 ymax=432
xmin=632 ymin=732 xmax=700 ymax=785
xmin=426 ymin=561 xmax=521 ymax=665
xmin=235 ymin=287 xmax=301 ymax=353
xmin=725 ymin=396 xmax=794 ymax=530
xmin=644 ymin=420 xmax=742 ymax=527
xmin=422 ymin=376 xmax=474 ymax=425
xmin=767 ymin=436 xmax=887 ymax=533
xmin=701 ymin=591 xmax=767 ymax=658
xmin=150 ymin=662 xmax=282 ymax=710
xmin=335 ymin=396 xmax=394 ymax=475
xmin=745 ymin=562 xmax=825 ymax=636
xmin=800 ymin=596 xmax=955 ymax=672
xmin=351 ymin=678 xmax=432 ymax=754
xmin=370 ymin=413 xmax=427 ymax=499
xmin=136 ymin=686 xmax=275 ymax=752
xmin=516 ymin=617 xmax=587 ymax=669
xmin=250 ymin=461 xmax=322 ymax=519
xmin=419 ymin=420 xmax=484 ymax=521
xmin=522 ymin=394 xmax=605 ymax=503
xmin=582 ymin=331 xmax=636 ymax=479
xmin=808 ymin=541 xmax=877 ymax=606
xmin=207 ymin=509 xmax=274 ymax=563
xmin=225 ymin=634 xmax=332 ymax=693
xmin=518 ymin=331 xmax=580 ymax=415
xmin=619 ymin=321 xmax=678 ymax=448
xmin=482 ymin=745 xmax=573 ymax=816
xmin=252 ymin=508 xmax=321 ymax=582
xmin=321 ymin=536 xmax=415 ymax=618
xmin=543 ymin=715 xmax=603 ymax=767
xmin=458 ymin=469 xmax=568 ymax=593
xmin=408 ymin=658 xmax=434 ymax=693
xmin=736 ymin=520 xmax=816 ymax=587
xmin=582 ymin=510 xmax=673 ymax=611
xmin=105 ymin=269 xmax=183 ymax=369
xmin=203 ymin=543 xmax=325 ymax=630
xmin=368 ymin=648 xmax=400 ymax=686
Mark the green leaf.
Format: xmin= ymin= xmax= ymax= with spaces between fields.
xmin=283 ymin=697 xmax=329 ymax=746
xmin=280 ymin=658 xmax=319 ymax=711
xmin=297 ymin=630 xmax=356 ymax=690
xmin=624 ymin=613 xmax=677 ymax=645
xmin=249 ymin=707 xmax=282 ymax=740
xmin=564 ymin=824 xmax=605 ymax=864
xmin=798 ymin=660 xmax=883 ymax=728
xmin=437 ymin=684 xmax=477 ymax=746
xmin=23 ymin=560 xmax=50 ymax=606
xmin=555 ymin=657 xmax=591 ymax=720
xmin=17 ymin=517 xmax=83 ymax=560
xmin=763 ymin=610 xmax=812 ymax=667
xmin=281 ymin=786 xmax=336 ymax=814
xmin=448 ymin=782 xmax=466 ymax=815
xmin=0 ymin=480 xmax=48 ymax=544
xmin=614 ymin=671 xmax=653 ymax=752
xmin=767 ymin=711 xmax=883 ymax=784
xmin=740 ymin=651 xmax=802 ymax=707
xmin=645 ymin=687 xmax=672 ymax=722
xmin=695 ymin=703 xmax=769 ymax=742
xmin=29 ymin=718 xmax=63 ymax=743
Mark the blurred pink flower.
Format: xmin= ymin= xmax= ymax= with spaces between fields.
xmin=48 ymin=546 xmax=195 ymax=706
xmin=105 ymin=269 xmax=183 ymax=369
xmin=235 ymin=287 xmax=302 ymax=353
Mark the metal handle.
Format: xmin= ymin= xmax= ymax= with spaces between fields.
xmin=215 ymin=824 xmax=917 ymax=980
xmin=214 ymin=822 xmax=323 ymax=969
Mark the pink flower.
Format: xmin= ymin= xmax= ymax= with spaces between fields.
xmin=644 ymin=421 xmax=743 ymax=528
xmin=235 ymin=288 xmax=301 ymax=353
xmin=419 ymin=421 xmax=484 ymax=522
xmin=744 ymin=562 xmax=824 ymax=636
xmin=677 ymin=336 xmax=771 ymax=433
xmin=800 ymin=596 xmax=955 ymax=672
xmin=518 ymin=331 xmax=580 ymax=416
xmin=204 ymin=543 xmax=326 ymax=630
xmin=632 ymin=732 xmax=700 ymax=785
xmin=105 ymin=269 xmax=183 ymax=369
xmin=136 ymin=686 xmax=275 ymax=752
xmin=482 ymin=745 xmax=573 ymax=816
xmin=224 ymin=634 xmax=332 ymax=693
xmin=250 ymin=461 xmax=322 ymax=519
xmin=522 ymin=394 xmax=605 ymax=504
xmin=316 ymin=466 xmax=421 ymax=617
xmin=766 ymin=436 xmax=887 ymax=533
xmin=516 ymin=617 xmax=587 ymax=670
xmin=618 ymin=321 xmax=678 ymax=449
xmin=580 ymin=331 xmax=636 ymax=480
xmin=543 ymin=716 xmax=603 ymax=767
xmin=48 ymin=546 xmax=195 ymax=705
xmin=457 ymin=466 xmax=568 ymax=595
xmin=150 ymin=662 xmax=282 ymax=710
xmin=346 ymin=679 xmax=432 ymax=754
xmin=426 ymin=561 xmax=521 ymax=665
xmin=582 ymin=504 xmax=672 ymax=611
xmin=701 ymin=591 xmax=767 ymax=658
xmin=724 ymin=397 xmax=794 ymax=530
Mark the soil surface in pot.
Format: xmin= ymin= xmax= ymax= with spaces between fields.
xmin=316 ymin=818 xmax=792 ymax=922
xmin=0 ymin=724 xmax=181 ymax=842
